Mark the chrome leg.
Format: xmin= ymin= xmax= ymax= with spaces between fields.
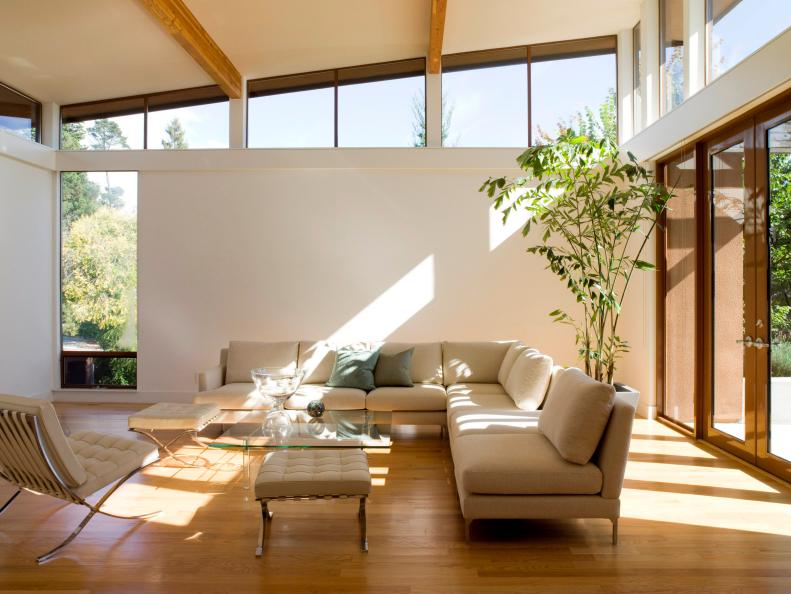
xmin=359 ymin=497 xmax=368 ymax=552
xmin=37 ymin=506 xmax=98 ymax=563
xmin=256 ymin=500 xmax=269 ymax=557
xmin=131 ymin=428 xmax=202 ymax=466
xmin=243 ymin=447 xmax=250 ymax=490
xmin=0 ymin=489 xmax=21 ymax=516
xmin=612 ymin=518 xmax=619 ymax=545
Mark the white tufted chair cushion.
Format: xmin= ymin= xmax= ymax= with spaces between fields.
xmin=255 ymin=449 xmax=371 ymax=499
xmin=68 ymin=431 xmax=159 ymax=498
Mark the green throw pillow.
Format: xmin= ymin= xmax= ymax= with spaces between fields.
xmin=374 ymin=348 xmax=414 ymax=387
xmin=326 ymin=349 xmax=380 ymax=391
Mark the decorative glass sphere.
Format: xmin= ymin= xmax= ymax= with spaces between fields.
xmin=306 ymin=400 xmax=325 ymax=418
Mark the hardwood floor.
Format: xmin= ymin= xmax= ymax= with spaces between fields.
xmin=2 ymin=404 xmax=791 ymax=593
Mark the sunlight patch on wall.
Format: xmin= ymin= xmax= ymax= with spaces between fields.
xmin=488 ymin=201 xmax=529 ymax=251
xmin=327 ymin=255 xmax=435 ymax=343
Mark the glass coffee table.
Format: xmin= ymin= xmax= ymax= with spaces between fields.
xmin=207 ymin=410 xmax=392 ymax=488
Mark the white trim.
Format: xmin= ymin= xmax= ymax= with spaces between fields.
xmin=0 ymin=130 xmax=56 ymax=170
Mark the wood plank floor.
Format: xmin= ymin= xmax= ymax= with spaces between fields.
xmin=1 ymin=404 xmax=791 ymax=593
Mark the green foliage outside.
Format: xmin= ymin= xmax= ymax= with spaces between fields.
xmin=411 ymin=92 xmax=454 ymax=147
xmin=162 ymin=118 xmax=188 ymax=149
xmin=481 ymin=134 xmax=670 ymax=383
xmin=770 ymin=150 xmax=791 ymax=375
xmin=536 ymin=88 xmax=617 ymax=145
xmin=61 ymin=120 xmax=137 ymax=386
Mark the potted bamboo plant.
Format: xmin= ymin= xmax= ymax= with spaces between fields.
xmin=481 ymin=134 xmax=671 ymax=392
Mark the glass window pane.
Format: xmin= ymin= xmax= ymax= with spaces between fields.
xmin=709 ymin=0 xmax=791 ymax=80
xmin=664 ymin=152 xmax=697 ymax=429
xmin=0 ymin=83 xmax=39 ymax=142
xmin=61 ymin=169 xmax=138 ymax=379
xmin=338 ymin=74 xmax=424 ymax=147
xmin=531 ymin=52 xmax=616 ymax=144
xmin=633 ymin=23 xmax=643 ymax=132
xmin=147 ymin=101 xmax=229 ymax=149
xmin=442 ymin=62 xmax=527 ymax=147
xmin=768 ymin=119 xmax=791 ymax=462
xmin=711 ymin=142 xmax=747 ymax=441
xmin=62 ymin=115 xmax=144 ymax=150
xmin=661 ymin=0 xmax=685 ymax=113
xmin=248 ymin=88 xmax=334 ymax=148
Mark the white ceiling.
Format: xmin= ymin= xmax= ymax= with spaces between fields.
xmin=0 ymin=0 xmax=641 ymax=105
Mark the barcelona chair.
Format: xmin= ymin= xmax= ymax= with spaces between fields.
xmin=0 ymin=393 xmax=160 ymax=563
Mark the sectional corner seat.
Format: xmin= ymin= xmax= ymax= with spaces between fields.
xmin=194 ymin=340 xmax=637 ymax=540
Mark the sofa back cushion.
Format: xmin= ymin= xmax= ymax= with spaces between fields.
xmin=497 ymin=341 xmax=528 ymax=386
xmin=538 ymin=367 xmax=615 ymax=464
xmin=298 ymin=341 xmax=337 ymax=384
xmin=504 ymin=349 xmax=553 ymax=410
xmin=374 ymin=348 xmax=414 ymax=387
xmin=443 ymin=341 xmax=514 ymax=385
xmin=225 ymin=341 xmax=299 ymax=384
xmin=372 ymin=341 xmax=443 ymax=384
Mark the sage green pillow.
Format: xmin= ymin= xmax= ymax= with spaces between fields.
xmin=374 ymin=348 xmax=414 ymax=387
xmin=326 ymin=349 xmax=380 ymax=391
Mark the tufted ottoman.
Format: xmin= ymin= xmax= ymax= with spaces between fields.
xmin=254 ymin=449 xmax=372 ymax=556
xmin=128 ymin=402 xmax=220 ymax=463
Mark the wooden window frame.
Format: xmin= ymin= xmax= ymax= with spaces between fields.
xmin=0 ymin=80 xmax=42 ymax=143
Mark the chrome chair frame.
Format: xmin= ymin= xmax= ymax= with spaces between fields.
xmin=0 ymin=409 xmax=159 ymax=563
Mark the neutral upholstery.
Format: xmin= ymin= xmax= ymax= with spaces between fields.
xmin=285 ymin=385 xmax=366 ymax=410
xmin=443 ymin=341 xmax=515 ymax=384
xmin=194 ymin=383 xmax=270 ymax=410
xmin=0 ymin=393 xmax=87 ymax=487
xmin=370 ymin=341 xmax=443 ymax=384
xmin=373 ymin=348 xmax=414 ymax=387
xmin=595 ymin=395 xmax=638 ymax=499
xmin=365 ymin=384 xmax=448 ymax=411
xmin=539 ymin=368 xmax=616 ymax=464
xmin=254 ymin=449 xmax=371 ymax=499
xmin=128 ymin=403 xmax=220 ymax=431
xmin=453 ymin=432 xmax=603 ymax=495
xmin=69 ymin=431 xmax=159 ymax=498
xmin=297 ymin=341 xmax=337 ymax=384
xmin=497 ymin=341 xmax=528 ymax=386
xmin=504 ymin=349 xmax=553 ymax=411
xmin=446 ymin=391 xmax=518 ymax=417
xmin=450 ymin=408 xmax=540 ymax=438
xmin=458 ymin=491 xmax=620 ymax=521
xmin=225 ymin=341 xmax=299 ymax=384
xmin=446 ymin=383 xmax=507 ymax=397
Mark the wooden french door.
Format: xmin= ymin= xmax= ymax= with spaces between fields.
xmin=660 ymin=94 xmax=791 ymax=481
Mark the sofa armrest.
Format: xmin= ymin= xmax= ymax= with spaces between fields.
xmin=595 ymin=394 xmax=637 ymax=499
xmin=198 ymin=364 xmax=225 ymax=392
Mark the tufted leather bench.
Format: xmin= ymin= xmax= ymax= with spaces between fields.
xmin=128 ymin=403 xmax=220 ymax=463
xmin=253 ymin=449 xmax=372 ymax=555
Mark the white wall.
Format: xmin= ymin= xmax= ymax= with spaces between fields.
xmin=124 ymin=157 xmax=654 ymax=414
xmin=0 ymin=133 xmax=55 ymax=397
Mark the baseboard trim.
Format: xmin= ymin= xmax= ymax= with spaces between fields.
xmin=637 ymin=403 xmax=657 ymax=420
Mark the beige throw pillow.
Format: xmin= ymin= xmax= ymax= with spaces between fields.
xmin=538 ymin=367 xmax=615 ymax=464
xmin=497 ymin=341 xmax=528 ymax=386
xmin=504 ymin=349 xmax=553 ymax=410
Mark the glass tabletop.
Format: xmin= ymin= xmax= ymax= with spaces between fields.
xmin=207 ymin=409 xmax=392 ymax=449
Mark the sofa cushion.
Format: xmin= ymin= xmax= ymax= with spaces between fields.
xmin=194 ymin=383 xmax=271 ymax=410
xmin=225 ymin=341 xmax=299 ymax=384
xmin=452 ymin=433 xmax=602 ymax=495
xmin=504 ymin=349 xmax=553 ymax=411
xmin=538 ymin=368 xmax=615 ymax=464
xmin=370 ymin=342 xmax=443 ymax=384
xmin=327 ymin=348 xmax=380 ymax=391
xmin=298 ymin=341 xmax=337 ymax=384
xmin=446 ymin=391 xmax=518 ymax=417
xmin=443 ymin=341 xmax=514 ymax=384
xmin=374 ymin=348 xmax=414 ymax=387
xmin=366 ymin=384 xmax=447 ymax=411
xmin=497 ymin=341 xmax=528 ymax=386
xmin=446 ymin=383 xmax=507 ymax=397
xmin=285 ymin=384 xmax=366 ymax=410
xmin=450 ymin=408 xmax=540 ymax=438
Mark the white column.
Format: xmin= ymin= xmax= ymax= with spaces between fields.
xmin=41 ymin=102 xmax=60 ymax=149
xmin=642 ymin=0 xmax=661 ymax=126
xmin=617 ymin=29 xmax=635 ymax=144
xmin=229 ymin=79 xmax=247 ymax=149
xmin=426 ymin=71 xmax=442 ymax=147
xmin=685 ymin=0 xmax=707 ymax=97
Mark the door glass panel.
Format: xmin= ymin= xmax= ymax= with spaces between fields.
xmin=712 ymin=142 xmax=747 ymax=440
xmin=664 ymin=152 xmax=697 ymax=428
xmin=769 ymin=120 xmax=791 ymax=461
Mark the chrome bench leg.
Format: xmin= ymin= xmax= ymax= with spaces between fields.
xmin=359 ymin=496 xmax=368 ymax=552
xmin=256 ymin=500 xmax=269 ymax=557
xmin=0 ymin=489 xmax=21 ymax=516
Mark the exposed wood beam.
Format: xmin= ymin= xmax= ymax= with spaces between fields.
xmin=428 ymin=0 xmax=447 ymax=74
xmin=136 ymin=0 xmax=242 ymax=98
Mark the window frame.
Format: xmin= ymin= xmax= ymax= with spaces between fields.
xmin=659 ymin=0 xmax=685 ymax=115
xmin=59 ymin=84 xmax=229 ymax=150
xmin=440 ymin=35 xmax=618 ymax=147
xmin=246 ymin=57 xmax=427 ymax=148
xmin=0 ymin=80 xmax=42 ymax=143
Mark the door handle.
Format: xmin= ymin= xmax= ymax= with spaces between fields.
xmin=753 ymin=337 xmax=770 ymax=349
xmin=737 ymin=336 xmax=754 ymax=347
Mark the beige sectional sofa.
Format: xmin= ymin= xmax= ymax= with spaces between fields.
xmin=195 ymin=339 xmax=637 ymax=542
